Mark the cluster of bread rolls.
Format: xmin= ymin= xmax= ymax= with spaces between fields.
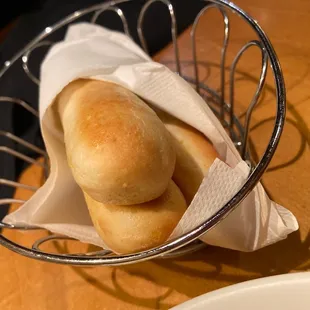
xmin=56 ymin=79 xmax=217 ymax=254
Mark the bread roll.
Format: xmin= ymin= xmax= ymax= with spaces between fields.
xmin=56 ymin=79 xmax=176 ymax=205
xmin=84 ymin=180 xmax=187 ymax=254
xmin=155 ymin=109 xmax=218 ymax=204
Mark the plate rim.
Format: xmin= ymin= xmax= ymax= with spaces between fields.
xmin=171 ymin=271 xmax=310 ymax=310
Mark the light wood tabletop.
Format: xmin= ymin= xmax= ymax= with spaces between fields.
xmin=1 ymin=0 xmax=309 ymax=309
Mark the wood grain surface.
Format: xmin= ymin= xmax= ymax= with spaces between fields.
xmin=1 ymin=0 xmax=309 ymax=309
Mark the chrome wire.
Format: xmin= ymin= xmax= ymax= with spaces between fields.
xmin=0 ymin=179 xmax=38 ymax=191
xmin=32 ymin=234 xmax=112 ymax=257
xmin=0 ymin=199 xmax=26 ymax=206
xmin=0 ymin=223 xmax=41 ymax=230
xmin=0 ymin=130 xmax=46 ymax=156
xmin=22 ymin=41 xmax=54 ymax=85
xmin=0 ymin=0 xmax=286 ymax=265
xmin=190 ymin=4 xmax=229 ymax=121
xmin=0 ymin=97 xmax=38 ymax=117
xmin=91 ymin=6 xmax=131 ymax=37
xmin=137 ymin=0 xmax=181 ymax=74
xmin=229 ymin=40 xmax=268 ymax=158
xmin=0 ymin=146 xmax=45 ymax=168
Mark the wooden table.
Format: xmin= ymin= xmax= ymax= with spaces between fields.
xmin=1 ymin=0 xmax=309 ymax=309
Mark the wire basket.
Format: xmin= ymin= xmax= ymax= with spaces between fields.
xmin=0 ymin=0 xmax=285 ymax=266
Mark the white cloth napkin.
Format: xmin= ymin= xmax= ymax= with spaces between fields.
xmin=4 ymin=23 xmax=298 ymax=252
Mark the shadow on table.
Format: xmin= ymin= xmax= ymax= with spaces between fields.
xmin=64 ymin=229 xmax=309 ymax=309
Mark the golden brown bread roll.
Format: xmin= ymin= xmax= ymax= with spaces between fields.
xmin=56 ymin=79 xmax=176 ymax=205
xmin=83 ymin=180 xmax=187 ymax=254
xmin=155 ymin=109 xmax=218 ymax=204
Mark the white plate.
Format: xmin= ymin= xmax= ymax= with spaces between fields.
xmin=171 ymin=272 xmax=310 ymax=310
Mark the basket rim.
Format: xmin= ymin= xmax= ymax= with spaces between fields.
xmin=0 ymin=0 xmax=286 ymax=265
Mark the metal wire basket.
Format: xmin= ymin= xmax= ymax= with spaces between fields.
xmin=0 ymin=0 xmax=285 ymax=265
